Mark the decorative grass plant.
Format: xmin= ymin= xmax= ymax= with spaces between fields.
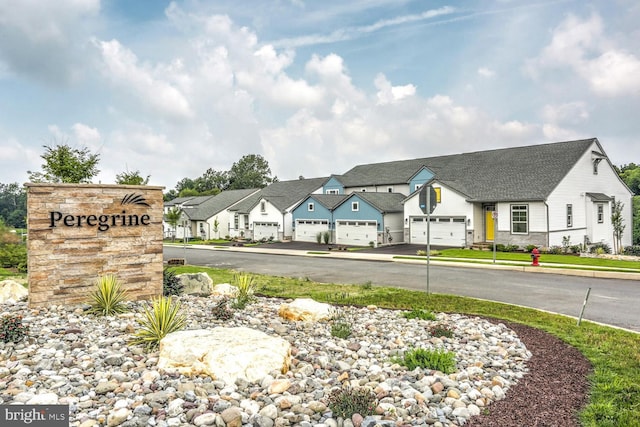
xmin=232 ymin=272 xmax=257 ymax=309
xmin=130 ymin=296 xmax=187 ymax=350
xmin=327 ymin=386 xmax=378 ymax=418
xmin=87 ymin=274 xmax=128 ymax=316
xmin=394 ymin=347 xmax=456 ymax=374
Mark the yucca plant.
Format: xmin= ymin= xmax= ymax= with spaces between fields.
xmin=130 ymin=296 xmax=187 ymax=350
xmin=232 ymin=272 xmax=257 ymax=309
xmin=87 ymin=274 xmax=128 ymax=316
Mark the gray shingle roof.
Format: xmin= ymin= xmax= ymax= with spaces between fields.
xmin=231 ymin=177 xmax=329 ymax=213
xmin=341 ymin=138 xmax=598 ymax=202
xmin=183 ymin=189 xmax=259 ymax=220
xmin=306 ymin=194 xmax=350 ymax=210
xmin=350 ymin=192 xmax=406 ymax=213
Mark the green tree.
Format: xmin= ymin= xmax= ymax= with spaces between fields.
xmin=165 ymin=207 xmax=182 ymax=242
xmin=116 ymin=170 xmax=150 ymax=185
xmin=633 ymin=196 xmax=640 ymax=245
xmin=227 ymin=154 xmax=277 ymax=190
xmin=619 ymin=165 xmax=640 ymax=195
xmin=0 ymin=183 xmax=26 ymax=228
xmin=611 ymin=200 xmax=626 ymax=253
xmin=28 ymin=142 xmax=100 ymax=183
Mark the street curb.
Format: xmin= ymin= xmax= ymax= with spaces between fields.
xmin=168 ymin=244 xmax=640 ymax=281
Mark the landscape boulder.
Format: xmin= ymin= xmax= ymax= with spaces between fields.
xmin=0 ymin=279 xmax=28 ymax=304
xmin=212 ymin=283 xmax=239 ymax=297
xmin=157 ymin=327 xmax=291 ymax=385
xmin=278 ymin=298 xmax=332 ymax=322
xmin=177 ymin=272 xmax=214 ymax=296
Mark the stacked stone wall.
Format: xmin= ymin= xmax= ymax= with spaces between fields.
xmin=26 ymin=183 xmax=164 ymax=307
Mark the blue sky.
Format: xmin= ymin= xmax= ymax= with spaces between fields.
xmin=1 ymin=0 xmax=639 ymax=190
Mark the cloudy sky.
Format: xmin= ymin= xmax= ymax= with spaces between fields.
xmin=1 ymin=0 xmax=639 ymax=191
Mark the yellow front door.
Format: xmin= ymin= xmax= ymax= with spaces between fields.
xmin=485 ymin=210 xmax=495 ymax=241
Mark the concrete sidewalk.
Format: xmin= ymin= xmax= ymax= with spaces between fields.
xmin=176 ymin=242 xmax=640 ymax=281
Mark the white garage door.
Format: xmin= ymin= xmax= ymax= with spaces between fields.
xmin=336 ymin=220 xmax=377 ymax=246
xmin=253 ymin=222 xmax=278 ymax=241
xmin=295 ymin=219 xmax=330 ymax=242
xmin=410 ymin=217 xmax=466 ymax=247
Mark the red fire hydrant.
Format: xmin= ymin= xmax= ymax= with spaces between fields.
xmin=531 ymin=247 xmax=540 ymax=266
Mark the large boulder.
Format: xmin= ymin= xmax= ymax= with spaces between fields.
xmin=212 ymin=283 xmax=238 ymax=297
xmin=0 ymin=280 xmax=28 ymax=304
xmin=157 ymin=327 xmax=291 ymax=385
xmin=177 ymin=273 xmax=214 ymax=296
xmin=278 ymin=298 xmax=332 ymax=322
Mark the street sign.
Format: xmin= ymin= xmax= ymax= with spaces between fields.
xmin=419 ymin=185 xmax=437 ymax=214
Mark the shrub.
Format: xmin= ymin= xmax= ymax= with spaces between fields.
xmin=316 ymin=232 xmax=323 ymax=244
xmin=0 ymin=314 xmax=29 ymax=343
xmin=88 ymin=274 xmax=128 ymax=316
xmin=329 ymin=305 xmax=353 ymax=339
xmin=402 ymin=308 xmax=437 ymax=321
xmin=526 ymin=244 xmax=537 ymax=252
xmin=590 ymin=242 xmax=611 ymax=254
xmin=327 ymin=386 xmax=378 ymax=418
xmin=623 ymin=245 xmax=640 ymax=256
xmin=163 ymin=267 xmax=183 ymax=296
xmin=212 ymin=297 xmax=234 ymax=320
xmin=546 ymin=245 xmax=563 ymax=255
xmin=570 ymin=244 xmax=583 ymax=254
xmin=323 ymin=231 xmax=330 ymax=244
xmin=130 ymin=296 xmax=187 ymax=350
xmin=428 ymin=323 xmax=455 ymax=339
xmin=393 ymin=347 xmax=456 ymax=373
xmin=232 ymin=272 xmax=257 ymax=309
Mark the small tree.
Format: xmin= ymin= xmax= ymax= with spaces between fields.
xmin=28 ymin=142 xmax=100 ymax=183
xmin=165 ymin=207 xmax=182 ymax=242
xmin=611 ymin=200 xmax=625 ymax=254
xmin=116 ymin=170 xmax=150 ymax=185
xmin=213 ymin=217 xmax=220 ymax=239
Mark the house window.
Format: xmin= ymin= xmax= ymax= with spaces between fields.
xmin=511 ymin=204 xmax=528 ymax=234
xmin=361 ymin=188 xmax=366 ymax=192
xmin=567 ymin=204 xmax=573 ymax=228
xmin=352 ymin=201 xmax=359 ymax=211
xmin=244 ymin=215 xmax=249 ymax=229
xmin=387 ymin=187 xmax=393 ymax=193
xmin=260 ymin=201 xmax=266 ymax=213
xmin=308 ymin=202 xmax=314 ymax=212
xmin=326 ymin=189 xmax=339 ymax=194
xmin=593 ymin=158 xmax=602 ymax=175
xmin=597 ymin=203 xmax=604 ymax=223
xmin=234 ymin=213 xmax=239 ymax=229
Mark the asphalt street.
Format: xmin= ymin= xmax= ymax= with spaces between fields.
xmin=164 ymin=245 xmax=640 ymax=333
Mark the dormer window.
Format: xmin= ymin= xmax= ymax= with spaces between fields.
xmin=308 ymin=202 xmax=314 ymax=212
xmin=352 ymin=201 xmax=359 ymax=211
xmin=260 ymin=201 xmax=266 ymax=213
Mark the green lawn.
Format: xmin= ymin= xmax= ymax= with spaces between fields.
xmin=422 ymin=248 xmax=640 ymax=271
xmin=168 ymin=264 xmax=640 ymax=427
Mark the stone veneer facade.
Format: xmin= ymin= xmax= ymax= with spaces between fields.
xmin=25 ymin=183 xmax=164 ymax=308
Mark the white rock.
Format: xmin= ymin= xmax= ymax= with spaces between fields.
xmin=107 ymin=407 xmax=130 ymax=426
xmin=26 ymin=393 xmax=58 ymax=405
xmin=177 ymin=273 xmax=214 ymax=296
xmin=157 ymin=327 xmax=291 ymax=385
xmin=0 ymin=279 xmax=28 ymax=303
xmin=278 ymin=298 xmax=331 ymax=322
xmin=193 ymin=413 xmax=217 ymax=426
xmin=212 ymin=283 xmax=239 ymax=297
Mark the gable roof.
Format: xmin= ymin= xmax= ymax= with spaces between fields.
xmin=337 ymin=192 xmax=406 ymax=213
xmin=341 ymin=138 xmax=599 ymax=202
xmin=294 ymin=194 xmax=350 ymax=211
xmin=231 ymin=177 xmax=329 ymax=213
xmin=182 ymin=189 xmax=259 ymax=220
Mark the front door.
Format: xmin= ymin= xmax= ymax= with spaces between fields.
xmin=484 ymin=205 xmax=495 ymax=242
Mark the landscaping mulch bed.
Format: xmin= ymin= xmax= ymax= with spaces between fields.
xmin=466 ymin=321 xmax=592 ymax=427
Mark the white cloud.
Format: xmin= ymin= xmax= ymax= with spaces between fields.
xmin=72 ymin=123 xmax=101 ymax=147
xmin=96 ymin=39 xmax=194 ymax=120
xmin=374 ymin=74 xmax=416 ymax=105
xmin=0 ymin=0 xmax=99 ymax=84
xmin=477 ymin=67 xmax=495 ymax=78
xmin=541 ymin=102 xmax=589 ymax=125
xmin=527 ymin=13 xmax=640 ymax=97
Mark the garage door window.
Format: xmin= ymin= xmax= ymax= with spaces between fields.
xmin=511 ymin=205 xmax=528 ymax=234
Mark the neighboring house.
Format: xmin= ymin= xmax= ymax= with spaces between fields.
xmin=398 ymin=138 xmax=633 ymax=250
xmin=179 ymin=189 xmax=260 ymax=240
xmin=228 ymin=177 xmax=328 ymax=241
xmin=163 ymin=195 xmax=213 ymax=239
xmin=292 ymin=192 xmax=405 ymax=246
xmin=291 ymin=194 xmax=349 ymax=242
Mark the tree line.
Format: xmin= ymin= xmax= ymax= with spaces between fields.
xmin=0 ymin=143 xmax=276 ymax=228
